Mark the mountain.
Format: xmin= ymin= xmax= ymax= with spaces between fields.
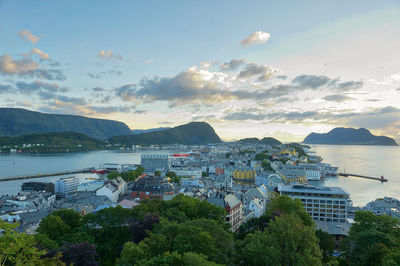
xmin=0 ymin=108 xmax=132 ymax=139
xmin=303 ymin=127 xmax=398 ymax=146
xmin=236 ymin=137 xmax=281 ymax=145
xmin=0 ymin=132 xmax=106 ymax=151
xmin=109 ymin=122 xmax=221 ymax=145
xmin=132 ymin=127 xmax=171 ymax=135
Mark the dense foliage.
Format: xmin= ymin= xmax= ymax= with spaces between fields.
xmin=2 ymin=194 xmax=398 ymax=266
xmin=107 ymin=166 xmax=144 ymax=182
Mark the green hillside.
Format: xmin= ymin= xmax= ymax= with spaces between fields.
xmin=109 ymin=122 xmax=221 ymax=145
xmin=0 ymin=108 xmax=132 ymax=140
xmin=0 ymin=132 xmax=106 ymax=152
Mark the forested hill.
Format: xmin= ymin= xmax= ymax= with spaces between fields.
xmin=0 ymin=132 xmax=105 ymax=151
xmin=109 ymin=122 xmax=221 ymax=145
xmin=303 ymin=127 xmax=398 ymax=146
xmin=236 ymin=137 xmax=282 ymax=145
xmin=0 ymin=108 xmax=132 ymax=140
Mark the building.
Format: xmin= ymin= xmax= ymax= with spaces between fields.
xmin=207 ymin=193 xmax=243 ymax=232
xmin=170 ymin=167 xmax=202 ymax=179
xmin=276 ymin=165 xmax=307 ymax=184
xmin=278 ymin=184 xmax=349 ymax=223
xmin=141 ymin=154 xmax=169 ymax=173
xmin=229 ymin=167 xmax=256 ymax=182
xmin=55 ymin=176 xmax=79 ymax=198
xmin=96 ymin=177 xmax=127 ymax=203
xmin=131 ymin=175 xmax=174 ymax=200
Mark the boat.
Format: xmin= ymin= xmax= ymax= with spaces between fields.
xmin=91 ymin=168 xmax=107 ymax=174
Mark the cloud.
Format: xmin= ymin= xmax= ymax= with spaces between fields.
xmin=323 ymin=94 xmax=355 ymax=102
xmin=237 ymin=62 xmax=276 ymax=81
xmin=336 ymin=80 xmax=363 ymax=91
xmin=30 ymin=48 xmax=50 ymax=60
xmin=145 ymin=59 xmax=155 ymax=64
xmin=0 ymin=54 xmax=65 ymax=80
xmin=0 ymin=54 xmax=39 ymax=75
xmin=88 ymin=70 xmax=122 ymax=79
xmin=292 ymin=74 xmax=332 ymax=88
xmin=0 ymin=84 xmax=13 ymax=93
xmin=15 ymin=81 xmax=68 ymax=94
xmin=98 ymin=50 xmax=122 ymax=61
xmin=19 ymin=30 xmax=40 ymax=43
xmin=241 ymin=31 xmax=271 ymax=46
xmin=220 ymin=59 xmax=246 ymax=71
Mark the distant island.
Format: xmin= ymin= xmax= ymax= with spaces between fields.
xmin=303 ymin=127 xmax=398 ymax=146
xmin=109 ymin=122 xmax=222 ymax=145
xmin=235 ymin=137 xmax=281 ymax=145
xmin=0 ymin=108 xmax=132 ymax=140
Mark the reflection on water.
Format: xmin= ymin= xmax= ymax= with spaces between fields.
xmin=313 ymin=145 xmax=400 ymax=206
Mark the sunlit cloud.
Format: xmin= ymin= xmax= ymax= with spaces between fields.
xmin=241 ymin=31 xmax=271 ymax=46
xmin=18 ymin=30 xmax=40 ymax=43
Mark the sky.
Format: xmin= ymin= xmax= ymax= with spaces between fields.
xmin=1 ymin=0 xmax=400 ymax=142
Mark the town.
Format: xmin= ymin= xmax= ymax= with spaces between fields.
xmin=2 ymin=141 xmax=397 ymax=253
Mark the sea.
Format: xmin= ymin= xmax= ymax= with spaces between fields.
xmin=0 ymin=145 xmax=399 ymax=206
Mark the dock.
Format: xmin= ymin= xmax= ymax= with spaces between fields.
xmin=338 ymin=173 xmax=388 ymax=182
xmin=0 ymin=168 xmax=94 ymax=182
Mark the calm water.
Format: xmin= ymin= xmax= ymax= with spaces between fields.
xmin=0 ymin=150 xmax=174 ymax=196
xmin=1 ymin=146 xmax=399 ymax=206
xmin=311 ymin=145 xmax=400 ymax=206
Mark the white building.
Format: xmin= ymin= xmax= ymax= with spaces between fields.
xmin=96 ymin=177 xmax=127 ymax=203
xmin=55 ymin=177 xmax=79 ymax=198
xmin=278 ymin=184 xmax=349 ymax=223
xmin=170 ymin=167 xmax=202 ymax=179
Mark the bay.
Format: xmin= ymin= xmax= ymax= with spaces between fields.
xmin=312 ymin=144 xmax=400 ymax=206
xmin=0 ymin=150 xmax=174 ymax=196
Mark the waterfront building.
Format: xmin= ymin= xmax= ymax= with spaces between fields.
xmin=278 ymin=184 xmax=349 ymax=223
xmin=55 ymin=176 xmax=79 ymax=198
xmin=141 ymin=154 xmax=170 ymax=173
xmin=276 ymin=165 xmax=307 ymax=184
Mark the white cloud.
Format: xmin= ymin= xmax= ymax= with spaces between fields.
xmin=145 ymin=59 xmax=154 ymax=64
xmin=0 ymin=54 xmax=39 ymax=75
xmin=30 ymin=48 xmax=50 ymax=60
xmin=19 ymin=30 xmax=40 ymax=43
xmin=98 ymin=50 xmax=122 ymax=61
xmin=241 ymin=31 xmax=271 ymax=46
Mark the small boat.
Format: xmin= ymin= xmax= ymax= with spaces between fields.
xmin=91 ymin=168 xmax=107 ymax=174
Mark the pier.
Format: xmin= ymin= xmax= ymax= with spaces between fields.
xmin=338 ymin=173 xmax=388 ymax=182
xmin=0 ymin=168 xmax=94 ymax=182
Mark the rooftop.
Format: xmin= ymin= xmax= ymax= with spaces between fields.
xmin=278 ymin=184 xmax=349 ymax=196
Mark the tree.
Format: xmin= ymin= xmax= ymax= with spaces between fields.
xmin=154 ymin=170 xmax=162 ymax=176
xmin=315 ymin=229 xmax=334 ymax=262
xmin=118 ymin=241 xmax=150 ymax=266
xmin=45 ymin=241 xmax=98 ymax=266
xmin=37 ymin=215 xmax=71 ymax=241
xmin=51 ymin=209 xmax=81 ymax=230
xmin=0 ymin=221 xmax=64 ymax=265
xmin=235 ymin=231 xmax=280 ymax=265
xmin=255 ymin=152 xmax=269 ymax=161
xmin=340 ymin=211 xmax=400 ymax=266
xmin=266 ymin=195 xmax=313 ymax=226
xmin=261 ymin=160 xmax=273 ymax=171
